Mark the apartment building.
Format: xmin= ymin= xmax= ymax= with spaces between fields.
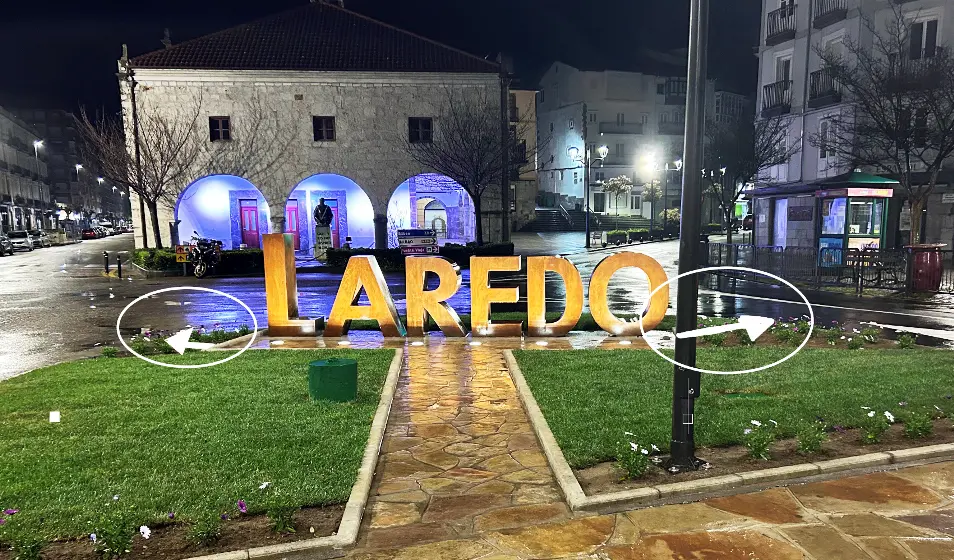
xmin=0 ymin=106 xmax=51 ymax=232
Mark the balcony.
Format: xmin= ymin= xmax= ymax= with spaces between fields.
xmin=762 ymin=80 xmax=793 ymax=116
xmin=657 ymin=121 xmax=685 ymax=135
xmin=598 ymin=122 xmax=644 ymax=135
xmin=766 ymin=4 xmax=797 ymax=46
xmin=887 ymin=50 xmax=946 ymax=92
xmin=664 ymin=78 xmax=687 ymax=105
xmin=813 ymin=0 xmax=846 ymax=29
xmin=808 ymin=67 xmax=842 ymax=108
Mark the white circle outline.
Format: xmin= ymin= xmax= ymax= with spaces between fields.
xmin=115 ymin=286 xmax=259 ymax=369
xmin=637 ymin=265 xmax=815 ymax=375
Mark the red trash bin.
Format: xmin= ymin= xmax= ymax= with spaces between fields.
xmin=906 ymin=244 xmax=947 ymax=292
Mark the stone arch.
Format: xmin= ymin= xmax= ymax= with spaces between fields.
xmin=386 ymin=173 xmax=476 ymax=247
xmin=175 ymin=175 xmax=269 ymax=250
xmin=286 ymin=173 xmax=375 ymax=253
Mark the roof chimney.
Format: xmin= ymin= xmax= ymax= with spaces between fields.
xmin=161 ymin=28 xmax=172 ymax=49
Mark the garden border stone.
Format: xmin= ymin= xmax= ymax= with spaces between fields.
xmin=180 ymin=348 xmax=404 ymax=560
xmin=503 ymin=349 xmax=954 ymax=514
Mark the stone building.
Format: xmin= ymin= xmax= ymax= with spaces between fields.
xmin=0 ymin=106 xmax=51 ymax=232
xmin=121 ymin=0 xmax=508 ymax=251
xmin=750 ymin=0 xmax=954 ymax=250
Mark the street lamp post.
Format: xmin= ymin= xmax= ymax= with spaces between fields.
xmin=569 ymin=145 xmax=608 ymax=249
xmin=32 ymin=140 xmax=44 ymax=208
xmin=75 ymin=164 xmax=83 ymax=181
xmin=667 ymin=0 xmax=709 ymax=474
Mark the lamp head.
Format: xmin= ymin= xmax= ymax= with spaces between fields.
xmin=675 ymin=159 xmax=683 ymax=170
xmin=33 ymin=140 xmax=44 ymax=149
xmin=97 ymin=177 xmax=104 ymax=184
xmin=75 ymin=164 xmax=83 ymax=171
xmin=597 ymin=145 xmax=609 ymax=159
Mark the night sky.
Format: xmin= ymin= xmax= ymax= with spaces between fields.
xmin=0 ymin=0 xmax=759 ymax=113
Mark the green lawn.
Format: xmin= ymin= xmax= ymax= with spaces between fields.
xmin=0 ymin=349 xmax=394 ymax=541
xmin=514 ymin=347 xmax=954 ymax=468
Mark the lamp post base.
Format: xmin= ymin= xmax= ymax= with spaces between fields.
xmin=661 ymin=453 xmax=708 ymax=474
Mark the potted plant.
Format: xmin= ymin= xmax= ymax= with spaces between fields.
xmin=606 ymin=230 xmax=628 ymax=245
xmin=628 ymin=228 xmax=649 ymax=243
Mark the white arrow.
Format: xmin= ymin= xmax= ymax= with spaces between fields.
xmin=865 ymin=322 xmax=954 ymax=342
xmin=676 ymin=315 xmax=776 ymax=342
xmin=165 ymin=328 xmax=216 ymax=355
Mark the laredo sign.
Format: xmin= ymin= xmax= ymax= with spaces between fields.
xmin=261 ymin=233 xmax=669 ymax=338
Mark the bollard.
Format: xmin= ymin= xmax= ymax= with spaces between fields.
xmin=103 ymin=251 xmax=109 ymax=273
xmin=116 ymin=253 xmax=123 ymax=278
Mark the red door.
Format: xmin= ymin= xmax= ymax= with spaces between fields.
xmin=285 ymin=202 xmax=300 ymax=250
xmin=328 ymin=201 xmax=340 ymax=248
xmin=239 ymin=199 xmax=260 ymax=248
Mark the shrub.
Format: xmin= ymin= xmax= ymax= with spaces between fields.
xmin=100 ymin=346 xmax=118 ymax=358
xmin=796 ymin=421 xmax=828 ymax=454
xmin=702 ymin=332 xmax=727 ymax=346
xmin=824 ymin=327 xmax=842 ymax=346
xmin=903 ymin=409 xmax=933 ymax=438
xmin=897 ymin=333 xmax=916 ymax=349
xmin=860 ymin=326 xmax=881 ymax=344
xmin=846 ymin=337 xmax=864 ymax=350
xmin=9 ymin=536 xmax=45 ymax=560
xmin=615 ymin=438 xmax=653 ymax=479
xmin=734 ymin=330 xmax=757 ymax=345
xmin=267 ymin=505 xmax=297 ymax=534
xmin=742 ymin=420 xmax=777 ymax=460
xmin=92 ymin=501 xmax=134 ymax=560
xmin=860 ymin=408 xmax=891 ymax=444
xmin=188 ymin=515 xmax=223 ymax=546
xmin=771 ymin=324 xmax=798 ymax=345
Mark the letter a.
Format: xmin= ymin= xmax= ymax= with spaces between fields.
xmin=325 ymin=256 xmax=406 ymax=337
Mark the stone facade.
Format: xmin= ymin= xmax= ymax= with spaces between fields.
xmin=122 ymin=69 xmax=504 ymax=249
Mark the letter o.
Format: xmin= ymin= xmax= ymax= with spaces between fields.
xmin=588 ymin=252 xmax=669 ymax=336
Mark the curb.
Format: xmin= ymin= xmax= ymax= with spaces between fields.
xmin=180 ymin=348 xmax=404 ymax=560
xmin=503 ymin=350 xmax=954 ymax=513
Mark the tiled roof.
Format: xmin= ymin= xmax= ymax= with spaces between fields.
xmin=131 ymin=1 xmax=500 ymax=74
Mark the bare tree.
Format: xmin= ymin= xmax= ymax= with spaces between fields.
xmin=400 ymin=87 xmax=545 ymax=244
xmin=704 ymin=114 xmax=799 ymax=243
xmin=813 ymin=4 xmax=954 ymax=243
xmin=76 ymin=96 xmax=204 ymax=248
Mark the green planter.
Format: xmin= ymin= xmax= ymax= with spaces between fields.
xmin=308 ymin=358 xmax=358 ymax=402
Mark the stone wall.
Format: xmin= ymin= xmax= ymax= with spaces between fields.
xmin=784 ymin=195 xmax=816 ymax=248
xmin=122 ymin=69 xmax=503 ymax=248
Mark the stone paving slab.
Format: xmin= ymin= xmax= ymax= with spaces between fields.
xmin=336 ymin=339 xmax=954 ymax=559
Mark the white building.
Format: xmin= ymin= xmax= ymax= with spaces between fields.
xmin=535 ymin=60 xmax=725 ymax=220
xmin=752 ymin=0 xmax=954 ymax=249
xmin=510 ymin=88 xmax=538 ymax=230
xmin=121 ymin=0 xmax=509 ymax=251
xmin=0 ymin=106 xmax=51 ymax=233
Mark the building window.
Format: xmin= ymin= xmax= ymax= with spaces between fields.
xmin=549 ymin=122 xmax=554 ymax=133
xmin=641 ymin=113 xmax=649 ymax=124
xmin=595 ymin=171 xmax=606 ymax=182
xmin=631 ymin=194 xmax=641 ymax=210
xmin=587 ymin=142 xmax=596 ymax=155
xmin=209 ymin=116 xmax=231 ymax=142
xmin=312 ymin=116 xmax=336 ymax=141
xmin=569 ymin=118 xmax=574 ymax=130
xmin=616 ymin=113 xmax=625 ymax=125
xmin=589 ymin=112 xmax=597 ymax=123
xmin=819 ymin=120 xmax=832 ymax=159
xmin=408 ymin=117 xmax=433 ymax=143
xmin=573 ymin=171 xmax=579 ymax=184
xmin=910 ymin=19 xmax=939 ymax=59
xmin=616 ymin=143 xmax=625 ymax=156
xmin=657 ymin=83 xmax=665 ymax=95
xmin=539 ymin=89 xmax=545 ymax=103
xmin=509 ymin=93 xmax=519 ymax=122
xmin=559 ymin=170 xmax=564 ymax=181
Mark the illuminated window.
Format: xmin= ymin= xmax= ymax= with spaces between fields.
xmin=209 ymin=117 xmax=231 ymax=141
xmin=848 ymin=199 xmax=884 ymax=236
xmin=569 ymin=118 xmax=574 ymax=130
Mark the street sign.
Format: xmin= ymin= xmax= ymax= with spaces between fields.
xmin=176 ymin=254 xmax=188 ymax=263
xmin=175 ymin=245 xmax=187 ymax=254
xmin=398 ymin=229 xmax=438 ymax=256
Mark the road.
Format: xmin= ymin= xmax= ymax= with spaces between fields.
xmin=2 ymin=232 xmax=953 ymax=380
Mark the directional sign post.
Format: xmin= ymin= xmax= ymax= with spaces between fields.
xmin=398 ymin=229 xmax=438 ymax=256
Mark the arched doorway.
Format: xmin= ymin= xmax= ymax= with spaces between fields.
xmin=287 ymin=174 xmax=374 ymax=254
xmin=176 ymin=175 xmax=269 ymax=250
xmin=387 ymin=174 xmax=475 ymax=247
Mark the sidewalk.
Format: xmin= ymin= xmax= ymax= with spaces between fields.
xmin=333 ymin=339 xmax=954 ymax=559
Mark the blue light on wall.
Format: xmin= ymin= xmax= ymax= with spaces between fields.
xmin=290 ymin=174 xmax=375 ymax=250
xmin=387 ymin=174 xmax=475 ymax=247
xmin=176 ymin=175 xmax=269 ymax=249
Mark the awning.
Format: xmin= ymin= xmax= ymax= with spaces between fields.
xmin=743 ymin=170 xmax=900 ymax=197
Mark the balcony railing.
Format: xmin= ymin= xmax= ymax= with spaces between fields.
xmin=665 ymin=78 xmax=687 ymax=105
xmin=762 ymin=80 xmax=793 ymax=116
xmin=657 ymin=121 xmax=685 ymax=135
xmin=887 ymin=49 xmax=946 ymax=92
xmin=598 ymin=122 xmax=644 ymax=135
xmin=766 ymin=4 xmax=797 ymax=46
xmin=814 ymin=0 xmax=847 ymax=29
xmin=808 ymin=67 xmax=842 ymax=108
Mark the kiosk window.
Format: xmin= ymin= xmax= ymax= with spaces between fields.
xmin=820 ymin=198 xmax=846 ymax=235
xmin=848 ymin=199 xmax=883 ymax=236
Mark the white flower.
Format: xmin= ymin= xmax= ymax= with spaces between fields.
xmin=861 ymin=406 xmax=871 ymax=410
xmin=840 ymin=336 xmax=846 ymax=340
xmin=640 ymin=448 xmax=649 ymax=455
xmin=744 ymin=428 xmax=753 ymax=435
xmin=867 ymin=410 xmax=876 ymax=417
xmin=651 ymin=444 xmax=660 ymax=452
xmin=259 ymin=482 xmax=271 ymax=490
xmin=884 ymin=411 xmax=895 ymax=423
xmin=630 ymin=442 xmax=638 ymax=452
xmin=769 ymin=419 xmax=778 ymax=426
xmin=751 ymin=420 xmax=762 ymax=427
xmin=139 ymin=526 xmax=151 ymax=539
xmin=113 ymin=495 xmax=119 ymax=501
xmin=936 ymin=405 xmax=943 ymax=411
xmin=624 ymin=431 xmax=635 ymax=436
xmin=90 ymin=534 xmax=97 ymax=543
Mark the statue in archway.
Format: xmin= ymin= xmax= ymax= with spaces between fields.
xmin=314 ymin=198 xmax=333 ymax=227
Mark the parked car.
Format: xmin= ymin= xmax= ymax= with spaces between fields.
xmin=7 ymin=231 xmax=34 ymax=251
xmin=81 ymin=228 xmax=98 ymax=240
xmin=0 ymin=233 xmax=14 ymax=256
xmin=28 ymin=230 xmax=52 ymax=248
xmin=742 ymin=214 xmax=754 ymax=231
xmin=94 ymin=227 xmax=106 ymax=238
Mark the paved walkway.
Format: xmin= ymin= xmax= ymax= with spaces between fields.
xmin=346 ymin=341 xmax=954 ymax=560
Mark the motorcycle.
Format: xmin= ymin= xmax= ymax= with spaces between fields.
xmin=189 ymin=232 xmax=223 ymax=278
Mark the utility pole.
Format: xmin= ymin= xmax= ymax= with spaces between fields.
xmin=582 ymin=103 xmax=591 ymax=248
xmin=119 ymin=45 xmax=148 ymax=248
xmin=667 ymin=0 xmax=709 ymax=473
xmin=499 ymin=54 xmax=513 ymax=244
